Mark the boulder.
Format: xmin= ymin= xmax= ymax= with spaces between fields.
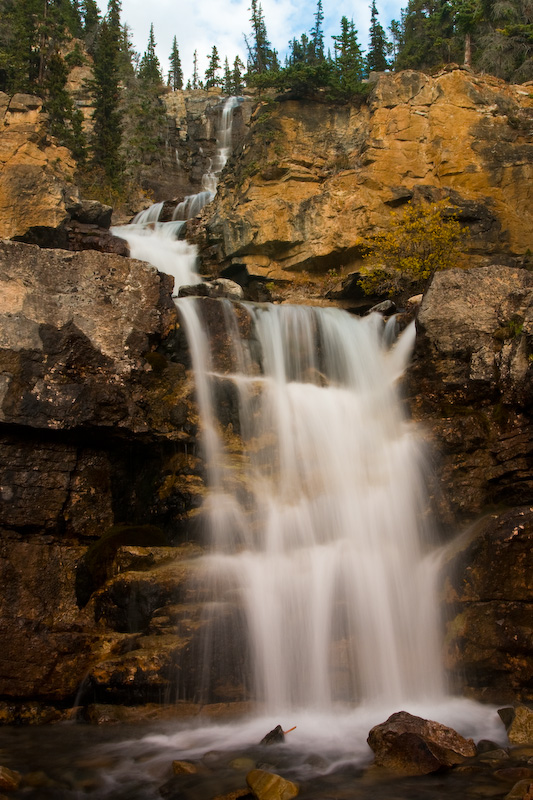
xmin=178 ymin=278 xmax=244 ymax=301
xmin=246 ymin=769 xmax=299 ymax=800
xmin=0 ymin=766 xmax=21 ymax=791
xmin=499 ymin=707 xmax=533 ymax=745
xmin=367 ymin=711 xmax=476 ymax=775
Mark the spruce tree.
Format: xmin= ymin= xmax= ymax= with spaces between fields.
xmin=310 ymin=0 xmax=325 ymax=61
xmin=245 ymin=0 xmax=278 ymax=74
xmin=395 ymin=0 xmax=459 ymax=71
xmin=332 ymin=17 xmax=364 ymax=93
xmin=223 ymin=56 xmax=232 ymax=94
xmin=204 ymin=45 xmax=221 ymax=87
xmin=232 ymin=56 xmax=245 ymax=93
xmin=366 ymin=0 xmax=390 ymax=73
xmin=44 ymin=49 xmax=86 ymax=162
xmin=138 ymin=23 xmax=162 ymax=84
xmin=90 ymin=0 xmax=123 ymax=186
xmin=80 ymin=0 xmax=100 ymax=54
xmin=168 ymin=35 xmax=183 ymax=90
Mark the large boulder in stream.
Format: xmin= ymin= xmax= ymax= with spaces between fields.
xmin=367 ymin=711 xmax=477 ymax=775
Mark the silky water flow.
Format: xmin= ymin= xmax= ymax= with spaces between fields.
xmin=90 ymin=96 xmax=508 ymax=795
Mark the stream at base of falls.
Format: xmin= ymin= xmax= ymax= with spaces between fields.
xmin=0 ymin=701 xmax=509 ymax=799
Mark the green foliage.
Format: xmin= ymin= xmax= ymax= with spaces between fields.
xmin=204 ymin=45 xmax=221 ymax=88
xmin=395 ymin=0 xmax=460 ymax=71
xmin=359 ymin=199 xmax=465 ymax=296
xmin=168 ymin=35 xmax=183 ymax=90
xmin=44 ymin=50 xmax=87 ymax=162
xmin=332 ymin=17 xmax=365 ymax=93
xmin=138 ymin=23 xmax=162 ymax=84
xmin=245 ymin=0 xmax=279 ymax=76
xmin=366 ymin=0 xmax=390 ymax=73
xmin=89 ymin=0 xmax=124 ymax=187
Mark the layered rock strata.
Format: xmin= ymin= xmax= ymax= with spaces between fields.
xmin=202 ymin=69 xmax=533 ymax=279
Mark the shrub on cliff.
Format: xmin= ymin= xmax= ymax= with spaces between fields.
xmin=359 ymin=199 xmax=465 ymax=296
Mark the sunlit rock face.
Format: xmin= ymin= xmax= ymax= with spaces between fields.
xmin=203 ymin=69 xmax=533 ymax=279
xmin=0 ymin=93 xmax=80 ymax=246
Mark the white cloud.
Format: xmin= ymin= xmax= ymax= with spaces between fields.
xmin=95 ymin=0 xmax=401 ymax=83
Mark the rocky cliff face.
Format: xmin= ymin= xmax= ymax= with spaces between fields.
xmin=410 ymin=265 xmax=533 ymax=703
xmin=202 ymin=69 xmax=533 ymax=279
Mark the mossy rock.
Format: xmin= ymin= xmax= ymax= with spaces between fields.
xmin=76 ymin=524 xmax=169 ymax=607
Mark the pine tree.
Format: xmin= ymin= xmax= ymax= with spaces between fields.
xmin=395 ymin=0 xmax=460 ymax=71
xmin=204 ymin=45 xmax=221 ymax=87
xmin=310 ymin=0 xmax=325 ymax=61
xmin=44 ymin=49 xmax=86 ymax=162
xmin=245 ymin=0 xmax=278 ymax=74
xmin=138 ymin=23 xmax=162 ymax=84
xmin=332 ymin=17 xmax=364 ymax=93
xmin=90 ymin=0 xmax=123 ymax=186
xmin=80 ymin=0 xmax=100 ymax=53
xmin=223 ymin=56 xmax=232 ymax=94
xmin=366 ymin=0 xmax=390 ymax=73
xmin=232 ymin=56 xmax=245 ymax=93
xmin=168 ymin=35 xmax=183 ymax=90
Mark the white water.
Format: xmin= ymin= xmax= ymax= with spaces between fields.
xmin=180 ymin=299 xmax=445 ymax=711
xmin=103 ymin=94 xmax=505 ymax=775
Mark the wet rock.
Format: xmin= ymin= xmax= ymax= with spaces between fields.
xmin=66 ymin=221 xmax=130 ymax=255
xmin=367 ymin=711 xmax=477 ymax=775
xmin=246 ymin=769 xmax=299 ymax=800
xmin=505 ymin=780 xmax=533 ymax=799
xmin=499 ymin=707 xmax=533 ymax=745
xmin=367 ymin=299 xmax=396 ymax=316
xmin=443 ymin=509 xmax=533 ymax=704
xmin=178 ymin=278 xmax=244 ymax=301
xmin=230 ymin=757 xmax=257 ymax=772
xmin=172 ymin=760 xmax=198 ymax=775
xmin=260 ymin=726 xmax=285 ymax=746
xmin=0 ymin=766 xmax=21 ymax=791
xmin=72 ymin=199 xmax=113 ymax=228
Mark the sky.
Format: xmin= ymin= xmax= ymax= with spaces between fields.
xmin=95 ymin=0 xmax=402 ymax=85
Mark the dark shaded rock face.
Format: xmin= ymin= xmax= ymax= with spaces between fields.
xmin=0 ymin=241 xmax=233 ymax=717
xmin=442 ymin=507 xmax=533 ymax=703
xmin=409 ymin=265 xmax=533 ymax=703
xmin=410 ymin=265 xmax=533 ymax=521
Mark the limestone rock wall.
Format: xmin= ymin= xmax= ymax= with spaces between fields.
xmin=0 ymin=93 xmax=80 ymax=246
xmin=202 ymin=70 xmax=533 ymax=278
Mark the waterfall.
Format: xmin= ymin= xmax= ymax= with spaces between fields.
xmin=114 ymin=96 xmax=242 ymax=292
xmin=179 ymin=298 xmax=446 ymax=712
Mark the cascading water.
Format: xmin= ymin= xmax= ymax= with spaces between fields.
xmin=114 ymin=96 xmax=242 ymax=292
xmin=179 ymin=298 xmax=445 ymax=711
xmin=97 ymin=94 xmax=506 ymax=797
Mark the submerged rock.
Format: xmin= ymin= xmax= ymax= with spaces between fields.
xmin=367 ymin=711 xmax=477 ymax=775
xmin=0 ymin=766 xmax=21 ymax=791
xmin=246 ymin=769 xmax=299 ymax=800
xmin=260 ymin=726 xmax=285 ymax=746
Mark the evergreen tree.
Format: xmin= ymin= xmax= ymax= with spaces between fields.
xmin=80 ymin=0 xmax=100 ymax=53
xmin=223 ymin=56 xmax=232 ymax=93
xmin=90 ymin=0 xmax=123 ymax=186
xmin=232 ymin=55 xmax=245 ymax=93
xmin=168 ymin=35 xmax=183 ymax=90
xmin=204 ymin=44 xmax=221 ymax=87
xmin=366 ymin=0 xmax=390 ymax=72
xmin=138 ymin=23 xmax=162 ymax=84
xmin=395 ymin=0 xmax=460 ymax=71
xmin=332 ymin=17 xmax=364 ymax=92
xmin=44 ymin=49 xmax=86 ymax=162
xmin=475 ymin=0 xmax=533 ymax=81
xmin=245 ymin=0 xmax=278 ymax=74
xmin=310 ymin=0 xmax=325 ymax=61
